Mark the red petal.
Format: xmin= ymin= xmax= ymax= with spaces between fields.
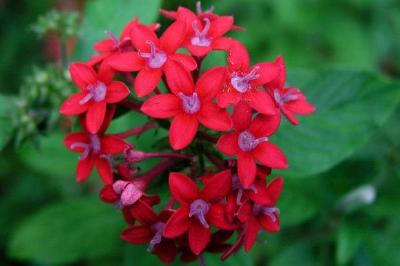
xmin=141 ymin=94 xmax=181 ymax=118
xmin=69 ymin=62 xmax=97 ymax=90
xmin=164 ymin=60 xmax=194 ymax=95
xmin=100 ymin=185 xmax=118 ymax=203
xmin=244 ymin=217 xmax=261 ymax=252
xmin=97 ymin=62 xmax=115 ymax=84
xmin=246 ymin=89 xmax=276 ymax=115
xmin=169 ymin=53 xmax=197 ymax=71
xmin=254 ymin=62 xmax=278 ymax=86
xmin=197 ymin=102 xmax=232 ymax=131
xmin=160 ymin=9 xmax=178 ymax=20
xmin=160 ymin=20 xmax=186 ymax=53
xmin=187 ymin=43 xmax=212 ymax=58
xmin=232 ymin=101 xmax=252 ymax=132
xmin=121 ymin=225 xmax=154 ymax=244
xmin=250 ymin=113 xmax=280 ymax=137
xmin=106 ymin=81 xmax=130 ymax=103
xmin=134 ymin=69 xmax=162 ymax=97
xmin=237 ymin=201 xmax=252 ymax=222
xmin=208 ymin=204 xmax=237 ymax=230
xmin=94 ymin=39 xmax=114 ymax=53
xmin=216 ymin=90 xmax=241 ymax=108
xmin=101 ymin=135 xmax=127 ymax=154
xmin=253 ymin=142 xmax=288 ymax=169
xmin=212 ymin=37 xmax=234 ymax=51
xmin=154 ymin=241 xmax=178 ymax=264
xmin=259 ymin=214 xmax=280 ymax=232
xmin=86 ymin=101 xmax=106 ymax=134
xmin=281 ymin=106 xmax=299 ymax=125
xmin=130 ymin=23 xmax=159 ymax=51
xmin=238 ymin=152 xmax=256 ymax=188
xmin=216 ymin=133 xmax=239 ymax=156
xmin=188 ymin=220 xmax=211 ymax=255
xmin=64 ymin=132 xmax=88 ymax=152
xmin=95 ymin=157 xmax=113 ymax=184
xmin=107 ymin=52 xmax=145 ymax=72
xmin=169 ymin=172 xmax=199 ymax=204
xmin=60 ymin=93 xmax=89 ymax=115
xmin=209 ymin=16 xmax=234 ymax=37
xmin=196 ymin=66 xmax=226 ymax=100
xmin=169 ymin=113 xmax=198 ymax=150
xmin=201 ymin=170 xmax=232 ymax=202
xmin=228 ymin=40 xmax=249 ymax=71
xmin=76 ymin=157 xmax=95 ymax=182
xmin=130 ymin=200 xmax=158 ymax=224
xmin=266 ymin=177 xmax=284 ymax=205
xmin=267 ymin=55 xmax=286 ymax=89
xmin=163 ymin=207 xmax=190 ymax=238
xmin=285 ymin=99 xmax=316 ymax=115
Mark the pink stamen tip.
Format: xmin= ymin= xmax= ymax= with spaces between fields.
xmin=80 ymin=81 xmax=107 ymax=105
xmin=191 ymin=18 xmax=212 ymax=47
xmin=238 ymin=131 xmax=268 ymax=152
xmin=230 ymin=67 xmax=260 ymax=93
xmin=274 ymin=89 xmax=300 ymax=106
xmin=138 ymin=40 xmax=167 ymax=69
xmin=104 ymin=30 xmax=119 ymax=46
xmin=70 ymin=134 xmax=101 ymax=160
xmin=178 ymin=92 xmax=201 ymax=114
xmin=147 ymin=222 xmax=165 ymax=252
xmin=189 ymin=199 xmax=210 ymax=228
xmin=253 ymin=204 xmax=279 ymax=222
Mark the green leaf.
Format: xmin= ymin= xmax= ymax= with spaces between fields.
xmin=74 ymin=0 xmax=161 ymax=60
xmin=273 ymin=70 xmax=400 ymax=178
xmin=336 ymin=222 xmax=364 ymax=265
xmin=270 ymin=242 xmax=316 ymax=266
xmin=8 ymin=197 xmax=125 ymax=265
xmin=0 ymin=94 xmax=16 ymax=150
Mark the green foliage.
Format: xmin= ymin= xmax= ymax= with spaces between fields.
xmin=0 ymin=95 xmax=16 ymax=150
xmin=8 ymin=197 xmax=125 ymax=265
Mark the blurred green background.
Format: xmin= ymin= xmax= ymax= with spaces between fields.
xmin=1 ymin=0 xmax=400 ymax=265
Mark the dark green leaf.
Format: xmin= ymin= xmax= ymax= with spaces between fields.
xmin=336 ymin=222 xmax=364 ymax=265
xmin=8 ymin=197 xmax=125 ymax=265
xmin=0 ymin=94 xmax=16 ymax=150
xmin=273 ymin=70 xmax=400 ymax=178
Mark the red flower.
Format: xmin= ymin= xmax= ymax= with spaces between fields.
xmin=237 ymin=177 xmax=283 ymax=251
xmin=60 ymin=63 xmax=130 ymax=133
xmin=162 ymin=2 xmax=236 ymax=57
xmin=265 ymin=56 xmax=316 ymax=125
xmin=217 ymin=40 xmax=278 ymax=115
xmin=141 ymin=67 xmax=231 ymax=150
xmin=163 ymin=171 xmax=234 ymax=255
xmin=88 ymin=18 xmax=160 ymax=66
xmin=121 ymin=207 xmax=179 ymax=264
xmin=107 ymin=20 xmax=197 ymax=97
xmin=216 ymin=109 xmax=287 ymax=187
xmin=64 ymin=131 xmax=127 ymax=184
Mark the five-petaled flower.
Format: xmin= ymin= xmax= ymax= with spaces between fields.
xmin=163 ymin=170 xmax=235 ymax=255
xmin=60 ymin=62 xmax=130 ymax=134
xmin=141 ymin=66 xmax=231 ymax=150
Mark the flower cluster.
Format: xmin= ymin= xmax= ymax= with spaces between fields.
xmin=60 ymin=2 xmax=315 ymax=265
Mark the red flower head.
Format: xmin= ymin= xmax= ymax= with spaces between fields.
xmin=141 ymin=67 xmax=232 ymax=150
xmin=121 ymin=208 xmax=179 ymax=264
xmin=162 ymin=1 xmax=237 ymax=57
xmin=265 ymin=56 xmax=316 ymax=125
xmin=237 ymin=177 xmax=283 ymax=251
xmin=216 ymin=107 xmax=287 ymax=188
xmin=60 ymin=62 xmax=130 ymax=133
xmin=108 ymin=20 xmax=197 ymax=97
xmin=163 ymin=171 xmax=235 ymax=255
xmin=88 ymin=18 xmax=160 ymax=66
xmin=217 ymin=40 xmax=279 ymax=115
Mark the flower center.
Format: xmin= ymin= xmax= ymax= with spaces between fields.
xmin=230 ymin=66 xmax=260 ymax=93
xmin=191 ymin=18 xmax=212 ymax=47
xmin=138 ymin=40 xmax=167 ymax=69
xmin=252 ymin=204 xmax=279 ymax=222
xmin=147 ymin=222 xmax=165 ymax=252
xmin=80 ymin=81 xmax=107 ymax=105
xmin=273 ymin=88 xmax=299 ymax=106
xmin=231 ymin=174 xmax=257 ymax=204
xmin=178 ymin=92 xmax=201 ymax=114
xmin=70 ymin=134 xmax=101 ymax=160
xmin=189 ymin=199 xmax=210 ymax=228
xmin=238 ymin=131 xmax=268 ymax=152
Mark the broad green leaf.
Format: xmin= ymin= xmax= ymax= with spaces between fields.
xmin=8 ymin=197 xmax=125 ymax=265
xmin=74 ymin=0 xmax=161 ymax=60
xmin=273 ymin=70 xmax=400 ymax=178
xmin=270 ymin=242 xmax=316 ymax=266
xmin=0 ymin=94 xmax=16 ymax=150
xmin=336 ymin=222 xmax=364 ymax=265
